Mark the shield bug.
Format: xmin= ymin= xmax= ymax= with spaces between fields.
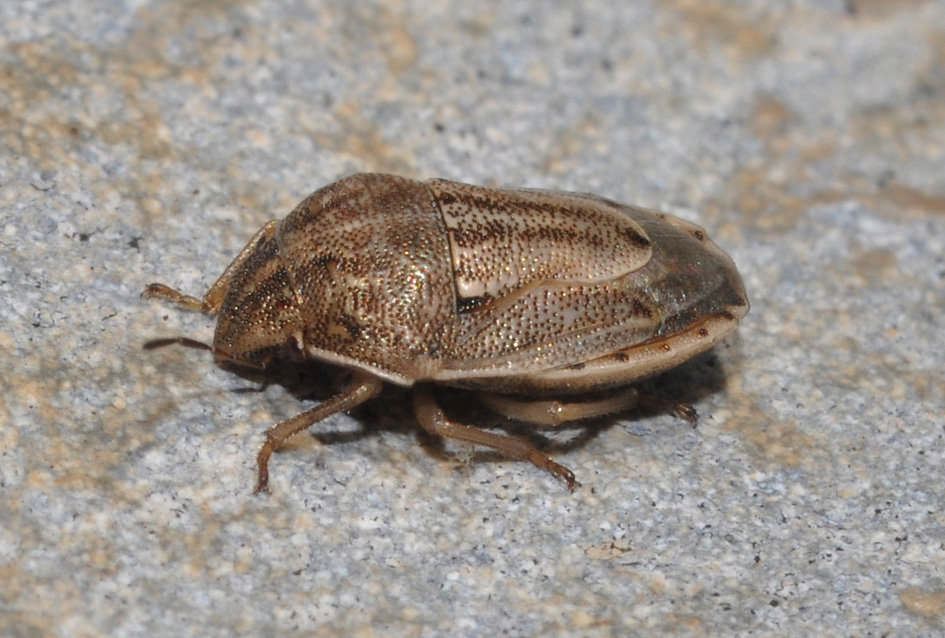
xmin=143 ymin=173 xmax=749 ymax=493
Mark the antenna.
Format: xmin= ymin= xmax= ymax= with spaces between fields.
xmin=144 ymin=337 xmax=265 ymax=370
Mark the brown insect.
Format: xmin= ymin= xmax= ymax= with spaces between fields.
xmin=143 ymin=173 xmax=749 ymax=493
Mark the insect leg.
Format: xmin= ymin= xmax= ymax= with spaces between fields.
xmin=478 ymin=389 xmax=640 ymax=427
xmin=413 ymin=385 xmax=578 ymax=491
xmin=142 ymin=220 xmax=279 ymax=316
xmin=636 ymin=395 xmax=699 ymax=425
xmin=254 ymin=371 xmax=383 ymax=494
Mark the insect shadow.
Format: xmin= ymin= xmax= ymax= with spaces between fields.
xmin=220 ymin=346 xmax=733 ymax=476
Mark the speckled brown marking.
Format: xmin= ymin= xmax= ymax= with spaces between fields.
xmin=429 ymin=178 xmax=654 ymax=302
xmin=142 ymin=172 xmax=749 ymax=493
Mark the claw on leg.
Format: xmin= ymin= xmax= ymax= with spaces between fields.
xmin=141 ymin=283 xmax=214 ymax=314
xmin=414 ymin=385 xmax=579 ymax=491
xmin=253 ymin=373 xmax=383 ymax=494
xmin=141 ymin=220 xmax=279 ymax=317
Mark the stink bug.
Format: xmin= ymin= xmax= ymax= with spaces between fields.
xmin=143 ymin=173 xmax=749 ymax=492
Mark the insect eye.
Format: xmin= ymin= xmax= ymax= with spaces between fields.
xmin=285 ymin=334 xmax=306 ymax=362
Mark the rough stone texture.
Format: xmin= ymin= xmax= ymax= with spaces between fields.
xmin=2 ymin=1 xmax=944 ymax=636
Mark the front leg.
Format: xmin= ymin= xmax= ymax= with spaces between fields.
xmin=254 ymin=372 xmax=384 ymax=494
xmin=142 ymin=220 xmax=279 ymax=316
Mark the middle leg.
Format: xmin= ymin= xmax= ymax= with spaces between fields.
xmin=413 ymin=385 xmax=577 ymax=490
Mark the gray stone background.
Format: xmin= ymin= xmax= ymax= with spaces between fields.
xmin=2 ymin=1 xmax=944 ymax=636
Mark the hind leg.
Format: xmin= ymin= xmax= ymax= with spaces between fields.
xmin=478 ymin=389 xmax=640 ymax=427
